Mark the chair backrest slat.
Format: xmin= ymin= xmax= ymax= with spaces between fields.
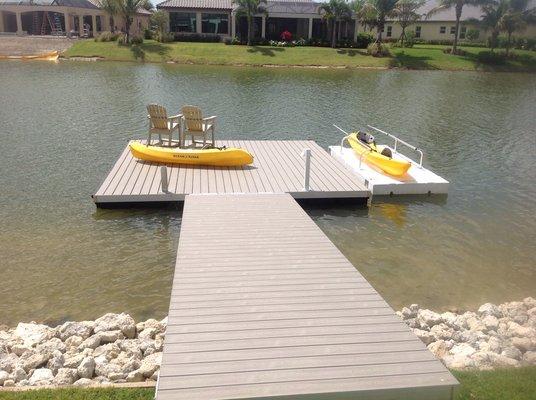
xmin=147 ymin=104 xmax=168 ymax=130
xmin=182 ymin=105 xmax=203 ymax=132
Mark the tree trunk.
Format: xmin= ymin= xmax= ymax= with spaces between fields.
xmin=452 ymin=4 xmax=462 ymax=54
xmin=125 ymin=16 xmax=131 ymax=43
xmin=247 ymin=15 xmax=252 ymax=46
xmin=331 ymin=19 xmax=337 ymax=48
xmin=376 ymin=19 xmax=384 ymax=44
xmin=400 ymin=26 xmax=406 ymax=47
xmin=506 ymin=31 xmax=512 ymax=56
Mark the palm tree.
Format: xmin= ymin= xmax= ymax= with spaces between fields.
xmin=352 ymin=0 xmax=379 ymax=31
xmin=478 ymin=0 xmax=506 ymax=51
xmin=99 ymin=0 xmax=118 ymax=32
xmin=366 ymin=0 xmax=399 ymax=44
xmin=427 ymin=0 xmax=487 ymax=54
xmin=233 ymin=0 xmax=267 ymax=46
xmin=113 ymin=0 xmax=147 ymax=42
xmin=392 ymin=0 xmax=426 ymax=46
xmin=499 ymin=0 xmax=532 ymax=55
xmin=319 ymin=0 xmax=352 ymax=48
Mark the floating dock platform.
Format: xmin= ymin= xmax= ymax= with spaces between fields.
xmin=93 ymin=140 xmax=370 ymax=206
xmin=329 ymin=146 xmax=449 ymax=196
xmin=156 ymin=193 xmax=458 ymax=400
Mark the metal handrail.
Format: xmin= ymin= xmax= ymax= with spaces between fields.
xmin=367 ymin=125 xmax=424 ymax=167
xmin=333 ymin=124 xmax=370 ymax=169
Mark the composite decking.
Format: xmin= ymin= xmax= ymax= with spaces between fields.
xmin=92 ymin=140 xmax=369 ymax=205
xmin=156 ymin=193 xmax=458 ymax=400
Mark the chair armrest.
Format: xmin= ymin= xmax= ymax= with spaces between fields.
xmin=169 ymin=114 xmax=183 ymax=120
xmin=203 ymin=116 xmax=217 ymax=122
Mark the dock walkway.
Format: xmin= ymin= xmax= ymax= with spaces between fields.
xmin=93 ymin=140 xmax=369 ymax=205
xmin=156 ymin=193 xmax=458 ymax=400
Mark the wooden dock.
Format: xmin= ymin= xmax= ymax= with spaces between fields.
xmin=93 ymin=140 xmax=369 ymax=205
xmin=156 ymin=193 xmax=458 ymax=400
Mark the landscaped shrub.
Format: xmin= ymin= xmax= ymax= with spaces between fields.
xmin=117 ymin=33 xmax=128 ymax=46
xmin=367 ymin=42 xmax=391 ymax=57
xmin=354 ymin=32 xmax=374 ymax=48
xmin=477 ymin=50 xmax=506 ymax=64
xmin=466 ymin=28 xmax=480 ymax=41
xmin=144 ymin=28 xmax=152 ymax=40
xmin=95 ymin=31 xmax=118 ymax=42
xmin=443 ymin=47 xmax=467 ymax=56
xmin=173 ymin=33 xmax=221 ymax=42
xmin=131 ymin=35 xmax=144 ymax=45
xmin=223 ymin=36 xmax=241 ymax=45
xmin=156 ymin=32 xmax=174 ymax=43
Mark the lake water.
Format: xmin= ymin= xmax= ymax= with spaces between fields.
xmin=1 ymin=61 xmax=535 ymax=327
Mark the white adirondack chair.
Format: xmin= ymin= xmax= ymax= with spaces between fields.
xmin=146 ymin=104 xmax=181 ymax=147
xmin=180 ymin=105 xmax=216 ymax=148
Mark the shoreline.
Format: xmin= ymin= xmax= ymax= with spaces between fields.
xmin=1 ymin=298 xmax=535 ymax=389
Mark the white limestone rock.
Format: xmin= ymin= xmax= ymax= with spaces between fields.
xmin=94 ymin=313 xmax=136 ymax=339
xmin=0 ymin=353 xmax=19 ymax=373
xmin=481 ymin=315 xmax=499 ymax=332
xmin=58 ymin=321 xmax=94 ymax=341
xmin=138 ymin=352 xmax=162 ymax=378
xmin=93 ymin=343 xmax=121 ymax=361
xmin=78 ymin=335 xmax=101 ymax=350
xmin=443 ymin=354 xmax=475 ymax=369
xmin=65 ymin=335 xmax=84 ymax=348
xmin=18 ymin=351 xmax=50 ymax=372
xmin=53 ymin=368 xmax=79 ymax=385
xmin=524 ymin=297 xmax=536 ymax=309
xmin=126 ymin=369 xmax=144 ymax=382
xmin=416 ymin=309 xmax=442 ymax=328
xmin=428 ymin=340 xmax=449 ymax=359
xmin=501 ymin=346 xmax=522 ymax=360
xmin=138 ymin=327 xmax=158 ymax=340
xmin=63 ymin=353 xmax=86 ymax=369
xmin=11 ymin=344 xmax=32 ymax=357
xmin=0 ymin=370 xmax=9 ymax=386
xmin=46 ymin=350 xmax=64 ymax=374
xmin=512 ymin=337 xmax=535 ymax=352
xmin=77 ymin=356 xmax=95 ymax=379
xmin=450 ymin=343 xmax=476 ymax=358
xmin=15 ymin=323 xmax=55 ymax=347
xmin=73 ymin=377 xmax=93 ymax=386
xmin=97 ymin=330 xmax=125 ymax=344
xmin=507 ymin=321 xmax=535 ymax=338
xmin=3 ymin=379 xmax=15 ymax=387
xmin=478 ymin=303 xmax=502 ymax=318
xmin=11 ymin=366 xmax=28 ymax=383
xmin=28 ymin=368 xmax=54 ymax=385
xmin=522 ymin=351 xmax=536 ymax=364
xmin=413 ymin=328 xmax=434 ymax=345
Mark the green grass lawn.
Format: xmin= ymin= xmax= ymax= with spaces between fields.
xmin=63 ymin=40 xmax=536 ymax=72
xmin=1 ymin=367 xmax=535 ymax=400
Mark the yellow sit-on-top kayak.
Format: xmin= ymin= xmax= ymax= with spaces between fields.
xmin=347 ymin=132 xmax=411 ymax=176
xmin=129 ymin=141 xmax=254 ymax=167
xmin=0 ymin=51 xmax=59 ymax=61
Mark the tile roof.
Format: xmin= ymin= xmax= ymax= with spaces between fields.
xmin=157 ymin=0 xmax=232 ymax=9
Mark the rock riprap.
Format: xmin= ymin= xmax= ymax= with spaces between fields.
xmin=2 ymin=299 xmax=535 ymax=388
xmin=0 ymin=313 xmax=166 ymax=387
xmin=397 ymin=297 xmax=536 ymax=370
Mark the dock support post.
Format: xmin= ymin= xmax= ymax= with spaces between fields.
xmin=160 ymin=166 xmax=169 ymax=193
xmin=302 ymin=148 xmax=311 ymax=191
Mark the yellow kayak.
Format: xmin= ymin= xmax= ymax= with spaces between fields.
xmin=129 ymin=141 xmax=254 ymax=167
xmin=0 ymin=51 xmax=59 ymax=61
xmin=347 ymin=132 xmax=411 ymax=176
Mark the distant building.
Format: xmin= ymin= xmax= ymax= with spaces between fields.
xmin=0 ymin=0 xmax=151 ymax=37
xmin=156 ymin=0 xmax=536 ymax=42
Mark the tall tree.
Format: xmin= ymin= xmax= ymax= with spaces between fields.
xmin=319 ymin=0 xmax=352 ymax=48
xmin=352 ymin=0 xmax=379 ymax=31
xmin=365 ymin=0 xmax=399 ymax=43
xmin=427 ymin=0 xmax=487 ymax=54
xmin=499 ymin=0 xmax=533 ymax=55
xmin=233 ymin=0 xmax=267 ymax=46
xmin=392 ymin=0 xmax=425 ymax=46
xmin=112 ymin=0 xmax=147 ymax=42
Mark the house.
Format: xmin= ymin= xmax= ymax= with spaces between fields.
xmin=0 ymin=0 xmax=151 ymax=37
xmin=156 ymin=0 xmax=536 ymax=42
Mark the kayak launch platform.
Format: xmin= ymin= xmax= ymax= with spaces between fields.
xmin=93 ymin=140 xmax=370 ymax=206
xmin=330 ymin=126 xmax=449 ymax=196
xmin=156 ymin=193 xmax=458 ymax=400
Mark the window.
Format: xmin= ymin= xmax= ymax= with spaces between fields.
xmin=202 ymin=13 xmax=229 ymax=34
xmin=386 ymin=25 xmax=392 ymax=37
xmin=415 ymin=26 xmax=421 ymax=38
xmin=450 ymin=26 xmax=456 ymax=35
xmin=460 ymin=26 xmax=467 ymax=39
xmin=170 ymin=12 xmax=196 ymax=33
xmin=440 ymin=26 xmax=446 ymax=34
